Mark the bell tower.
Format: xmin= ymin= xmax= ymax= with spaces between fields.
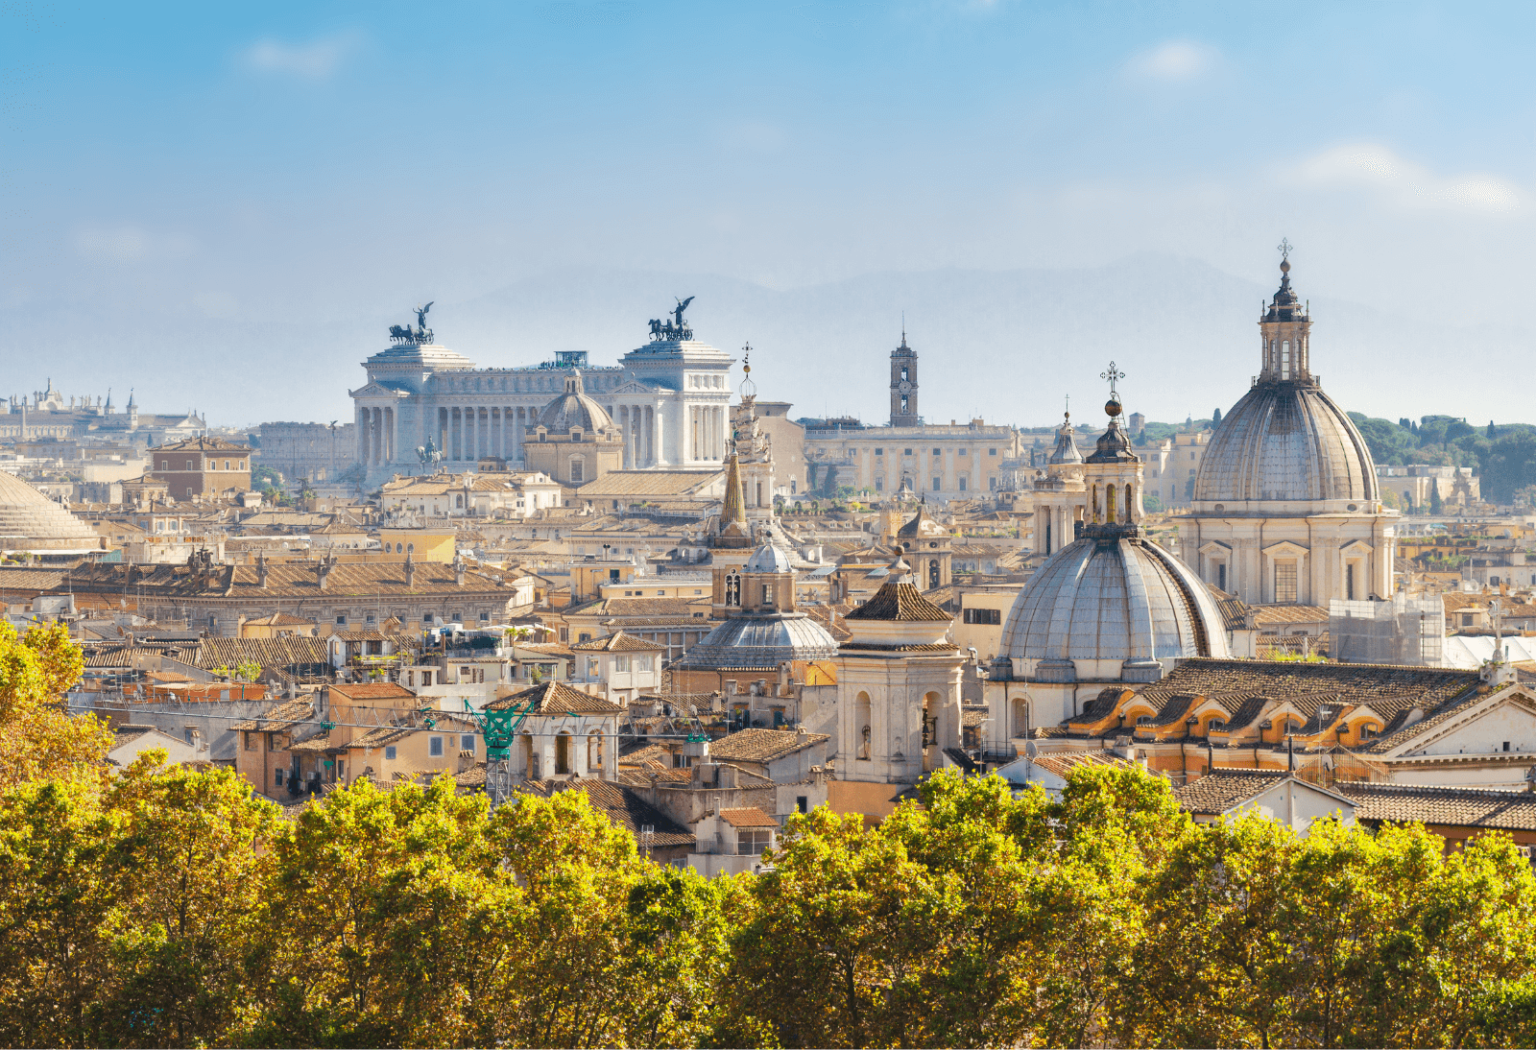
xmin=889 ymin=326 xmax=920 ymax=427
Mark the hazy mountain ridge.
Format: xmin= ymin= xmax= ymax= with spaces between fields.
xmin=4 ymin=255 xmax=1531 ymax=428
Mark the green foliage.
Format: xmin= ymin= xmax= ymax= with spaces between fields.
xmin=3 ymin=630 xmax=1536 ymax=1050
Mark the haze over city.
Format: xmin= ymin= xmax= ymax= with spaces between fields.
xmin=5 ymin=1 xmax=1536 ymax=424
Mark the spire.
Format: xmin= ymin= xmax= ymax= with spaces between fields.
xmin=1258 ymin=240 xmax=1313 ymax=382
xmin=1049 ymin=408 xmax=1082 ymax=465
xmin=721 ymin=451 xmax=746 ymax=529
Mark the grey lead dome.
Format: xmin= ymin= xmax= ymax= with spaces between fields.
xmin=1193 ymin=382 xmax=1377 ymax=506
xmin=999 ymin=532 xmax=1230 ymax=682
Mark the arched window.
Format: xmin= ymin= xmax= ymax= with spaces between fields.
xmin=554 ymin=732 xmax=571 ymax=776
xmin=1105 ymin=483 xmax=1116 ymax=523
xmin=929 ymin=559 xmax=940 ymax=589
xmin=725 ymin=571 xmax=741 ymax=606
xmin=587 ymin=732 xmax=604 ymax=770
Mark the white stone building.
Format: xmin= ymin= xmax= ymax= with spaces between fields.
xmin=351 ymin=304 xmax=733 ymax=486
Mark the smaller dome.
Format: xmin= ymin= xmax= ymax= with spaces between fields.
xmin=1000 ymin=531 xmax=1229 ymax=682
xmin=536 ymin=370 xmax=614 ymax=434
xmin=1087 ymin=415 xmax=1135 ymax=464
xmin=744 ymin=543 xmax=792 ymax=574
xmin=672 ymin=613 xmax=839 ymax=671
xmin=896 ymin=504 xmax=948 ymax=540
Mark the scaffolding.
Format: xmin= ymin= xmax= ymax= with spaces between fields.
xmin=1329 ymin=593 xmax=1443 ymax=666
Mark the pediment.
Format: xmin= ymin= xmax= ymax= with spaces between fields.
xmin=606 ymin=380 xmax=661 ymax=396
xmin=1386 ymin=686 xmax=1536 ymax=759
xmin=350 ymin=382 xmax=409 ymax=400
xmin=1199 ymin=540 xmax=1232 ymax=557
xmin=1263 ymin=540 xmax=1311 ymax=559
xmin=1341 ymin=539 xmax=1375 ymax=555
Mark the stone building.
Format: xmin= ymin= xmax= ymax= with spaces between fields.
xmin=1182 ymin=255 xmax=1396 ymax=605
xmin=830 ymin=559 xmax=964 ymax=822
xmin=350 ymin=303 xmax=733 ymax=485
xmin=146 ymin=436 xmax=253 ymax=500
xmin=0 ymin=382 xmax=205 ymax=448
xmin=801 ymin=331 xmax=1025 ymax=502
xmin=255 ymin=421 xmax=357 ymax=483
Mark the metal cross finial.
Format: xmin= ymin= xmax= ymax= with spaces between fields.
xmin=741 ymin=341 xmax=751 ymax=374
xmin=1278 ymin=237 xmax=1294 ymax=261
xmin=1100 ymin=362 xmax=1125 ymax=398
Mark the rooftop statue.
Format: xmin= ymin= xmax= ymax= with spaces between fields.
xmin=388 ymin=301 xmax=436 ymax=344
xmin=647 ymin=295 xmax=696 ymax=342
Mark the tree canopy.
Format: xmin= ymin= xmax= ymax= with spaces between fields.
xmin=3 ymin=624 xmax=1536 ymax=1048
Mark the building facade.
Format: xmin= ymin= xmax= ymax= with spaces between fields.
xmin=802 ymin=332 xmax=1026 ymax=503
xmin=147 ymin=437 xmax=253 ymax=500
xmin=350 ymin=304 xmax=733 ymax=485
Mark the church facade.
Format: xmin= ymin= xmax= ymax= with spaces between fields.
xmin=350 ymin=303 xmax=733 ymax=486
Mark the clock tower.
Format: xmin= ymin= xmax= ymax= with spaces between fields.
xmin=889 ymin=328 xmax=920 ymax=427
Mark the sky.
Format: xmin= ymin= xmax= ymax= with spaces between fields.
xmin=3 ymin=0 xmax=1535 ymax=425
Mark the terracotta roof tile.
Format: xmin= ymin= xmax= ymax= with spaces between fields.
xmin=1335 ymin=781 xmax=1536 ymax=832
xmin=1174 ymin=770 xmax=1290 ymax=815
xmin=706 ymin=727 xmax=828 ymax=764
xmin=570 ymin=630 xmax=665 ymax=653
xmin=516 ymin=777 xmax=694 ymax=847
xmin=486 ymin=680 xmax=623 ymax=715
xmin=845 ymin=580 xmax=952 ymax=622
xmin=719 ymin=806 xmax=780 ymax=828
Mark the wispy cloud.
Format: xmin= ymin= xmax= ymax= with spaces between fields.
xmin=1125 ymin=40 xmax=1218 ymax=83
xmin=241 ymin=31 xmax=361 ymax=80
xmin=74 ymin=224 xmax=197 ymax=262
xmin=1291 ymin=143 xmax=1522 ymax=214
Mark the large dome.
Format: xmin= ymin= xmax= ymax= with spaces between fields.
xmin=536 ymin=371 xmax=614 ymax=434
xmin=0 ymin=471 xmax=104 ymax=553
xmin=1000 ymin=531 xmax=1229 ymax=682
xmin=1193 ymin=383 xmax=1377 ymax=507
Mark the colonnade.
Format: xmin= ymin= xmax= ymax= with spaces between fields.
xmin=359 ymin=407 xmax=396 ymax=468
xmin=614 ymin=405 xmax=660 ymax=468
xmin=435 ymin=406 xmax=535 ymax=464
xmin=689 ymin=404 xmax=725 ymax=463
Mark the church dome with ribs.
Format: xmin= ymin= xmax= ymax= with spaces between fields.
xmin=1193 ymin=259 xmax=1378 ymax=509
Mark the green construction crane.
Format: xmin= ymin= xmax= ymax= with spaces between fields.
xmin=464 ymin=695 xmax=539 ymax=761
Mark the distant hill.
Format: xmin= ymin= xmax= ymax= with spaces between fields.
xmin=3 ymin=255 xmax=1532 ymax=428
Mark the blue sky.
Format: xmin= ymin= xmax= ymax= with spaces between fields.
xmin=3 ymin=1 xmax=1535 ymax=420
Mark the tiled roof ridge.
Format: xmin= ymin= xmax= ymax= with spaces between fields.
xmin=844 ymin=579 xmax=952 ymax=622
xmin=1338 ymin=781 xmax=1536 ymax=800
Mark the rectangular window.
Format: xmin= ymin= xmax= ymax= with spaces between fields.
xmin=461 ymin=734 xmax=476 ymax=753
xmin=275 ymin=769 xmax=284 ymax=785
xmin=959 ymin=448 xmax=968 ymax=456
xmin=988 ymin=448 xmax=997 ymax=456
xmin=932 ymin=477 xmax=941 ymax=491
xmin=636 ymin=655 xmax=653 ymax=672
xmin=336 ymin=615 xmax=346 ymax=625
xmin=958 ymin=477 xmax=967 ymax=492
xmin=933 ymin=448 xmax=942 ymax=456
xmin=1275 ymin=562 xmax=1298 ymax=604
xmin=875 ymin=448 xmax=883 ymax=456
xmin=385 ymin=745 xmax=397 ymax=760
xmin=244 ymin=731 xmax=256 ymax=751
xmin=874 ymin=477 xmax=884 ymax=492
xmin=963 ymin=608 xmax=1002 ymax=625
xmin=429 ymin=736 xmax=444 ymax=757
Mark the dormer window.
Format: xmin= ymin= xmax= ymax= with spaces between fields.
xmin=1206 ymin=718 xmax=1227 ymax=733
xmin=1135 ymin=715 xmax=1154 ymax=726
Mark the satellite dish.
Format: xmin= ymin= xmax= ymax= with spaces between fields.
xmin=1024 ymin=739 xmax=1038 ymax=760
